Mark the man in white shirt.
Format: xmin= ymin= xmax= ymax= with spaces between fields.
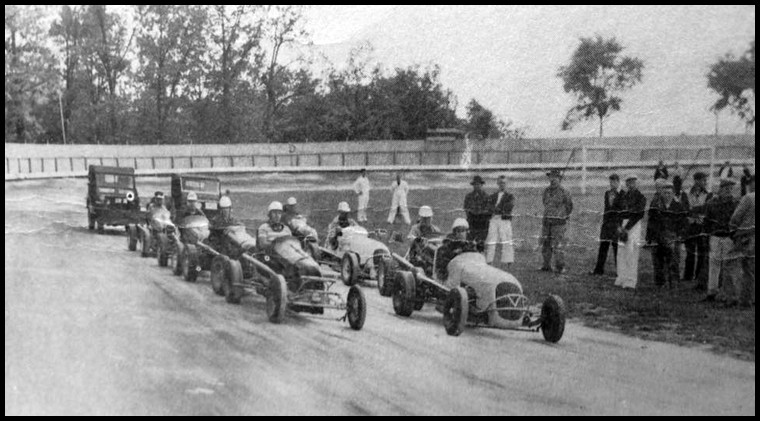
xmin=353 ymin=169 xmax=371 ymax=223
xmin=387 ymin=172 xmax=411 ymax=225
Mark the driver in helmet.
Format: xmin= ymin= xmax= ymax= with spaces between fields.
xmin=257 ymin=201 xmax=292 ymax=249
xmin=147 ymin=191 xmax=168 ymax=212
xmin=211 ymin=195 xmax=240 ymax=229
xmin=326 ymin=201 xmax=358 ymax=249
xmin=283 ymin=196 xmax=319 ymax=242
xmin=435 ymin=218 xmax=479 ymax=281
xmin=179 ymin=191 xmax=206 ymax=219
xmin=407 ymin=205 xmax=442 ymax=266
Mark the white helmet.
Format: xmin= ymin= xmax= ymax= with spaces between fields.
xmin=219 ymin=196 xmax=232 ymax=208
xmin=337 ymin=201 xmax=351 ymax=212
xmin=419 ymin=205 xmax=433 ymax=218
xmin=286 ymin=197 xmax=297 ymax=205
xmin=452 ymin=217 xmax=469 ymax=230
xmin=268 ymin=201 xmax=283 ymax=212
xmin=186 ymin=191 xmax=198 ymax=201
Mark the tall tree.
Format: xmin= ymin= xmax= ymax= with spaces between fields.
xmin=557 ymin=35 xmax=644 ymax=138
xmin=707 ymin=40 xmax=755 ymax=129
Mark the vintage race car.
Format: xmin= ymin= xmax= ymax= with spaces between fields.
xmin=317 ymin=225 xmax=391 ymax=287
xmin=387 ymin=241 xmax=566 ymax=341
xmin=209 ymin=235 xmax=366 ymax=330
xmin=86 ymin=165 xmax=144 ymax=233
xmin=126 ymin=207 xmax=177 ymax=266
xmin=169 ymin=173 xmax=222 ymax=221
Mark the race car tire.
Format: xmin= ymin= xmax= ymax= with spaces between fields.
xmin=172 ymin=242 xmax=185 ymax=276
xmin=414 ymin=300 xmax=425 ymax=311
xmin=210 ymin=255 xmax=230 ymax=296
xmin=392 ymin=271 xmax=416 ymax=317
xmin=88 ymin=212 xmax=95 ymax=231
xmin=374 ymin=250 xmax=394 ymax=297
xmin=347 ymin=285 xmax=367 ymax=331
xmin=341 ymin=252 xmax=361 ymax=286
xmin=157 ymin=233 xmax=170 ymax=267
xmin=267 ymin=275 xmax=288 ymax=324
xmin=541 ymin=294 xmax=566 ymax=343
xmin=141 ymin=230 xmax=152 ymax=258
xmin=443 ymin=287 xmax=469 ymax=337
xmin=224 ymin=259 xmax=244 ymax=304
xmin=181 ymin=244 xmax=199 ymax=283
xmin=127 ymin=225 xmax=137 ymax=251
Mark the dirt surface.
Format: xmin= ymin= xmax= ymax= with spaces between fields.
xmin=5 ymin=176 xmax=755 ymax=415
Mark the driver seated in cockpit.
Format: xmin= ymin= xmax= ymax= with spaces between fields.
xmin=325 ymin=201 xmax=358 ymax=250
xmin=435 ymin=218 xmax=479 ymax=281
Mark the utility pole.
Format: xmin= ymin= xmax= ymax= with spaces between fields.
xmin=58 ymin=91 xmax=67 ymax=145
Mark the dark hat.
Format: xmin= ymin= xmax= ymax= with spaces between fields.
xmin=719 ymin=177 xmax=736 ymax=187
xmin=154 ymin=191 xmax=164 ymax=198
xmin=470 ymin=175 xmax=485 ymax=185
xmin=609 ymin=173 xmax=620 ymax=181
xmin=546 ymin=169 xmax=562 ymax=178
xmin=693 ymin=172 xmax=707 ymax=180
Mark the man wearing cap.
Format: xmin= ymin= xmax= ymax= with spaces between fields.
xmin=615 ymin=174 xmax=647 ymax=289
xmin=591 ymin=174 xmax=624 ymax=276
xmin=436 ymin=218 xmax=478 ymax=283
xmin=407 ymin=205 xmax=442 ymax=267
xmin=178 ymin=191 xmax=206 ymax=220
xmin=282 ymin=197 xmax=299 ymax=227
xmin=147 ymin=191 xmax=168 ymax=213
xmin=327 ymin=201 xmax=358 ymax=249
xmin=464 ymin=175 xmax=492 ymax=245
xmin=257 ymin=201 xmax=292 ymax=249
xmin=485 ymin=175 xmax=515 ymax=270
xmin=647 ymin=180 xmax=688 ymax=288
xmin=387 ymin=172 xmax=411 ymax=225
xmin=540 ymin=169 xmax=573 ymax=274
xmin=353 ymin=169 xmax=371 ymax=223
xmin=729 ymin=175 xmax=754 ymax=308
xmin=701 ymin=178 xmax=739 ymax=303
xmin=684 ymin=172 xmax=713 ymax=286
xmin=653 ymin=160 xmax=669 ymax=181
xmin=645 ymin=178 xmax=667 ymax=247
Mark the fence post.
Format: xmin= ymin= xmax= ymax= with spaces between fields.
xmin=229 ymin=156 xmax=234 ymax=168
xmin=189 ymin=156 xmax=193 ymax=169
xmin=115 ymin=157 xmax=119 ymax=167
xmin=7 ymin=157 xmax=10 ymax=174
xmin=70 ymin=157 xmax=74 ymax=172
xmin=134 ymin=157 xmax=138 ymax=169
xmin=581 ymin=145 xmax=587 ymax=195
xmin=40 ymin=158 xmax=44 ymax=173
xmin=317 ymin=154 xmax=322 ymax=167
xmin=29 ymin=158 xmax=32 ymax=173
xmin=365 ymin=152 xmax=369 ymax=166
xmin=54 ymin=158 xmax=58 ymax=172
xmin=708 ymin=145 xmax=716 ymax=191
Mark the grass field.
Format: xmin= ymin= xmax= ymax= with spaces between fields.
xmin=137 ymin=171 xmax=756 ymax=360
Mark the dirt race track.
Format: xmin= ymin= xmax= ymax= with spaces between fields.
xmin=5 ymin=176 xmax=755 ymax=415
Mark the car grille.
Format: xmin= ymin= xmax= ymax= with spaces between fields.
xmin=496 ymin=282 xmax=523 ymax=321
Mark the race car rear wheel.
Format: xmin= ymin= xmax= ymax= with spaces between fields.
xmin=266 ymin=275 xmax=288 ymax=324
xmin=141 ymin=230 xmax=152 ymax=258
xmin=374 ymin=251 xmax=394 ymax=297
xmin=541 ymin=294 xmax=566 ymax=343
xmin=341 ymin=252 xmax=361 ymax=286
xmin=172 ymin=242 xmax=185 ymax=276
xmin=127 ymin=225 xmax=137 ymax=251
xmin=157 ymin=233 xmax=170 ymax=267
xmin=224 ymin=259 xmax=244 ymax=304
xmin=181 ymin=244 xmax=199 ymax=283
xmin=347 ymin=285 xmax=367 ymax=330
xmin=210 ymin=255 xmax=230 ymax=296
xmin=392 ymin=271 xmax=416 ymax=317
xmin=88 ymin=212 xmax=95 ymax=231
xmin=443 ymin=287 xmax=469 ymax=337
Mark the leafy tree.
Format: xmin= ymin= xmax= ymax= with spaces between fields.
xmin=464 ymin=99 xmax=525 ymax=140
xmin=707 ymin=40 xmax=755 ymax=128
xmin=557 ymin=35 xmax=644 ymax=138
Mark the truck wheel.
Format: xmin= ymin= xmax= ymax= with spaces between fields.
xmin=392 ymin=271 xmax=416 ymax=317
xmin=127 ymin=225 xmax=137 ymax=251
xmin=96 ymin=220 xmax=105 ymax=234
xmin=210 ymin=255 xmax=229 ymax=296
xmin=224 ymin=259 xmax=244 ymax=304
xmin=266 ymin=275 xmax=288 ymax=324
xmin=88 ymin=212 xmax=95 ymax=231
xmin=541 ymin=294 xmax=566 ymax=343
xmin=347 ymin=285 xmax=367 ymax=330
xmin=341 ymin=252 xmax=361 ymax=286
xmin=443 ymin=287 xmax=469 ymax=337
xmin=414 ymin=300 xmax=425 ymax=311
xmin=181 ymin=244 xmax=199 ymax=283
xmin=374 ymin=251 xmax=394 ymax=297
xmin=172 ymin=242 xmax=185 ymax=276
xmin=141 ymin=230 xmax=152 ymax=257
xmin=157 ymin=233 xmax=169 ymax=267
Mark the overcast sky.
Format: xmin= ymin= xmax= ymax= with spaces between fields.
xmin=302 ymin=5 xmax=755 ymax=139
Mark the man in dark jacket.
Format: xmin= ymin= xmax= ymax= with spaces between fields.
xmin=591 ymin=174 xmax=624 ymax=276
xmin=541 ymin=169 xmax=573 ymax=274
xmin=648 ymin=181 xmax=688 ymax=288
xmin=702 ymin=178 xmax=739 ymax=302
xmin=463 ymin=175 xmax=492 ymax=246
xmin=614 ymin=174 xmax=648 ymax=289
xmin=684 ymin=172 xmax=712 ymax=287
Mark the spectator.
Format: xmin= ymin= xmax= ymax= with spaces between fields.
xmin=672 ymin=174 xmax=691 ymax=278
xmin=463 ymin=175 xmax=492 ymax=245
xmin=591 ymin=173 xmax=624 ymax=276
xmin=485 ymin=175 xmax=515 ymax=271
xmin=614 ymin=174 xmax=647 ymax=289
xmin=717 ymin=160 xmax=734 ymax=179
xmin=540 ymin=169 xmax=573 ymax=274
xmin=387 ymin=172 xmax=411 ymax=225
xmin=729 ymin=175 xmax=754 ymax=308
xmin=654 ymin=160 xmax=669 ymax=180
xmin=684 ymin=172 xmax=713 ymax=288
xmin=353 ymin=169 xmax=371 ymax=223
xmin=701 ymin=178 xmax=739 ymax=303
xmin=740 ymin=166 xmax=753 ymax=197
xmin=648 ymin=180 xmax=688 ymax=289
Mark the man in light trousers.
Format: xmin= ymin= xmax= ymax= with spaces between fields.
xmin=353 ymin=169 xmax=371 ymax=223
xmin=615 ymin=174 xmax=647 ymax=289
xmin=702 ymin=178 xmax=739 ymax=303
xmin=485 ymin=175 xmax=515 ymax=270
xmin=387 ymin=172 xmax=411 ymax=225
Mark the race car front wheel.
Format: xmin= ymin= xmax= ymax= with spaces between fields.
xmin=267 ymin=275 xmax=288 ymax=324
xmin=443 ymin=287 xmax=469 ymax=337
xmin=347 ymin=286 xmax=367 ymax=330
xmin=156 ymin=233 xmax=170 ymax=267
xmin=211 ymin=255 xmax=230 ymax=297
xmin=392 ymin=271 xmax=416 ymax=317
xmin=541 ymin=295 xmax=566 ymax=343
xmin=375 ymin=255 xmax=393 ymax=297
xmin=341 ymin=252 xmax=361 ymax=286
xmin=224 ymin=259 xmax=244 ymax=304
xmin=181 ymin=244 xmax=199 ymax=283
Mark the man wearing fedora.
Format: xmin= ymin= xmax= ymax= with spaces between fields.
xmin=540 ymin=169 xmax=573 ymax=274
xmin=463 ymin=175 xmax=492 ymax=246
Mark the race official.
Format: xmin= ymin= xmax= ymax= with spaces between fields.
xmin=614 ymin=174 xmax=647 ymax=289
xmin=353 ymin=169 xmax=371 ymax=223
xmin=485 ymin=175 xmax=515 ymax=270
xmin=387 ymin=172 xmax=411 ymax=225
xmin=540 ymin=169 xmax=573 ymax=274
xmin=463 ymin=175 xmax=492 ymax=245
xmin=257 ymin=201 xmax=292 ymax=249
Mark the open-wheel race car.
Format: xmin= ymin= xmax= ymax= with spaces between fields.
xmin=86 ymin=165 xmax=144 ymax=233
xmin=126 ymin=207 xmax=177 ymax=266
xmin=207 ymin=235 xmax=367 ymax=330
xmin=386 ymin=238 xmax=566 ymax=341
xmin=316 ymin=225 xmax=392 ymax=287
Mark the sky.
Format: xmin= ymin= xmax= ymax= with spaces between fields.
xmin=301 ymin=5 xmax=755 ymax=139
